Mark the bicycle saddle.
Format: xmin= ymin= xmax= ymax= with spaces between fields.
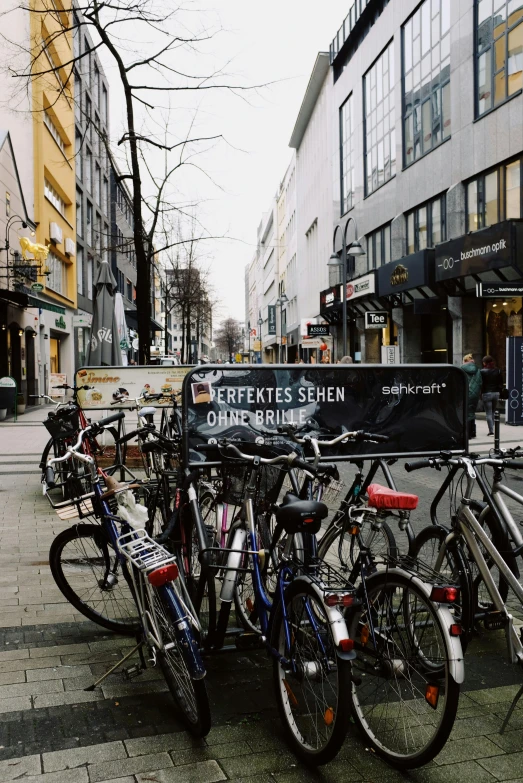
xmin=367 ymin=483 xmax=418 ymax=510
xmin=275 ymin=493 xmax=329 ymax=535
xmin=138 ymin=407 xmax=156 ymax=417
xmin=101 ymin=474 xmax=141 ymax=499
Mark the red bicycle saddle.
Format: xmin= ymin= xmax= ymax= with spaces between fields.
xmin=367 ymin=483 xmax=419 ymax=510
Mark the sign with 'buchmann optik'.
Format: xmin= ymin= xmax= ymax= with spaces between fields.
xmin=183 ymin=364 xmax=468 ymax=461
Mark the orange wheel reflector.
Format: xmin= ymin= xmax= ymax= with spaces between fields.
xmin=425 ymin=684 xmax=439 ymax=709
xmin=246 ymin=598 xmax=254 ymax=613
xmin=361 ymin=624 xmax=370 ymax=645
xmin=324 ymin=707 xmax=335 ymax=726
xmin=147 ymin=563 xmax=179 ymax=587
xmin=283 ymin=679 xmax=298 ymax=707
xmin=350 ymin=526 xmax=359 ymax=535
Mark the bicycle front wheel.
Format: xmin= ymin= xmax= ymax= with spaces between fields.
xmin=49 ymin=524 xmax=139 ymax=634
xmin=271 ymin=578 xmax=352 ymax=765
xmin=318 ymin=516 xmax=397 ymax=578
xmin=349 ymin=570 xmax=461 ymax=768
xmin=147 ymin=583 xmax=211 ymax=737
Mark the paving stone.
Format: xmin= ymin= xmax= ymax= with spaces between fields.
xmin=30 ymin=644 xmax=91 ymax=658
xmin=43 ymin=741 xmax=127 ymax=772
xmin=100 ymin=680 xmax=168 ymax=699
xmin=0 ymin=752 xmax=41 ymax=780
xmin=170 ymin=742 xmax=249 ymax=766
xmin=0 ymin=679 xmax=64 ymax=699
xmin=0 ymin=695 xmax=32 ymax=713
xmin=402 ymin=760 xmax=497 ymax=783
xmin=28 ymin=665 xmax=93 ymax=683
xmin=218 ymin=751 xmax=295 ymax=778
xmin=478 ymin=751 xmax=523 ymax=780
xmin=434 ymin=736 xmax=504 ymax=765
xmin=88 ymin=751 xmax=173 ymax=782
xmin=0 ymin=656 xmax=62 ymax=673
xmin=487 ymin=728 xmax=523 ymax=752
xmin=135 ymin=760 xmax=226 ymax=783
xmin=33 ymin=690 xmax=104 ymax=709
xmin=19 ymin=771 xmax=89 ymax=783
xmin=125 ymin=732 xmax=202 ymax=757
xmin=0 ymin=671 xmax=26 ymax=686
xmin=467 ymin=685 xmax=522 ymax=706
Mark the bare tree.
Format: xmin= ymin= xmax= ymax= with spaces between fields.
xmin=5 ymin=0 xmax=268 ymax=363
xmin=214 ymin=317 xmax=242 ymax=361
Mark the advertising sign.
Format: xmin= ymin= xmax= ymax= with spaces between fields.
xmin=183 ymin=364 xmax=467 ymax=462
xmin=268 ymin=305 xmax=277 ymax=336
xmin=506 ymin=337 xmax=523 ymax=425
xmin=307 ymin=324 xmax=330 ymax=337
xmin=300 ymin=317 xmax=317 ymax=337
xmin=377 ymin=249 xmax=433 ymax=297
xmin=50 ymin=373 xmax=67 ymax=396
xmin=319 ymin=286 xmax=341 ymax=311
xmin=435 ymin=221 xmax=517 ymax=282
xmin=381 ymin=345 xmax=399 ymax=364
xmin=347 ymin=273 xmax=376 ymax=301
xmin=73 ymin=313 xmax=93 ymax=328
xmin=75 ymin=366 xmax=192 ymax=409
xmin=365 ymin=311 xmax=388 ymax=329
xmin=476 ymin=281 xmax=523 ymax=298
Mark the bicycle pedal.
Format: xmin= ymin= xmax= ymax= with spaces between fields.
xmin=121 ymin=664 xmax=144 ymax=680
xmin=484 ymin=611 xmax=509 ymax=631
xmin=234 ymin=633 xmax=263 ymax=651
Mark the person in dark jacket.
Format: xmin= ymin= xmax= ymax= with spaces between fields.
xmin=461 ymin=353 xmax=482 ymax=439
xmin=481 ymin=355 xmax=503 ymax=436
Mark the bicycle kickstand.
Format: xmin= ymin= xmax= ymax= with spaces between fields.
xmin=84 ymin=635 xmax=145 ymax=692
xmin=500 ymin=683 xmax=523 ymax=733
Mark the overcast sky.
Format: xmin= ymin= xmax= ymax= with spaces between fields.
xmin=99 ymin=0 xmax=350 ymax=325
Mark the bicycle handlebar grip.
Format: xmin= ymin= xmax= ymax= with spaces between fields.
xmin=195 ymin=443 xmax=219 ymax=451
xmin=116 ymin=429 xmax=142 ymax=445
xmin=361 ymin=431 xmax=389 ymax=443
xmin=45 ymin=466 xmax=56 ymax=488
xmin=503 ymin=460 xmax=523 ymax=470
xmin=291 ymin=458 xmax=319 ymax=476
xmin=405 ymin=459 xmax=432 ymax=473
xmin=97 ymin=411 xmax=126 ymax=428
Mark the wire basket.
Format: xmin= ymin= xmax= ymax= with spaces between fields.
xmin=43 ymin=406 xmax=80 ymax=439
xmin=219 ymin=442 xmax=300 ymax=510
xmin=282 ymin=472 xmax=344 ymax=504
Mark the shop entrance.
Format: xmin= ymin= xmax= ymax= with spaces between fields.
xmin=50 ymin=337 xmax=60 ymax=373
xmin=8 ymin=324 xmax=22 ymax=390
xmin=26 ymin=330 xmax=37 ymax=399
xmin=420 ymin=310 xmax=452 ymax=363
xmin=485 ymin=298 xmax=522 ymax=378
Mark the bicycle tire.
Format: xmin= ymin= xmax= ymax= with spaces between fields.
xmin=234 ymin=512 xmax=277 ymax=632
xmin=49 ymin=524 xmax=139 ymax=634
xmin=411 ymin=524 xmax=472 ymax=650
xmin=147 ymin=583 xmax=211 ymax=737
xmin=469 ymin=504 xmax=513 ymax=613
xmin=271 ymin=578 xmax=352 ymax=765
xmin=184 ymin=499 xmax=217 ymax=644
xmin=348 ymin=569 xmax=461 ymax=768
xmin=318 ymin=515 xmax=398 ymax=579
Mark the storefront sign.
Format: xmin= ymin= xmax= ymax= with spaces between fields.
xmin=75 ymin=365 xmax=192 ymax=409
xmin=49 ymin=373 xmax=67 ymax=396
xmin=268 ymin=305 xmax=277 ymax=336
xmin=0 ymin=377 xmax=16 ymax=388
xmin=55 ymin=316 xmax=66 ymax=329
xmin=182 ymin=365 xmax=468 ymax=461
xmin=73 ymin=313 xmax=93 ymax=328
xmin=300 ymin=317 xmax=317 ymax=337
xmin=476 ymin=281 xmax=523 ymax=298
xmin=381 ymin=345 xmax=399 ymax=364
xmin=302 ymin=336 xmax=333 ymax=349
xmin=31 ymin=283 xmax=44 ymax=292
xmin=377 ymin=250 xmax=433 ymax=296
xmin=365 ymin=311 xmax=388 ymax=329
xmin=436 ymin=222 xmax=517 ymax=282
xmin=319 ymin=286 xmax=341 ymax=311
xmin=506 ymin=337 xmax=523 ymax=425
xmin=308 ymin=324 xmax=330 ymax=336
xmin=347 ymin=273 xmax=375 ymax=301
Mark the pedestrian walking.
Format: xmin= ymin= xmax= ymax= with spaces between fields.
xmin=481 ymin=354 xmax=503 ymax=436
xmin=461 ymin=353 xmax=482 ymax=439
xmin=339 ymin=356 xmax=353 ymax=364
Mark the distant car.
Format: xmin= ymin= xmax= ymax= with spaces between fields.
xmin=160 ymin=357 xmax=180 ymax=366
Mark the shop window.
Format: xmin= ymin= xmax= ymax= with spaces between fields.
xmin=476 ymin=0 xmax=523 ymax=117
xmin=403 ymin=0 xmax=451 ymax=167
xmin=364 ymin=42 xmax=396 ymax=196
xmin=406 ymin=193 xmax=446 ymax=254
xmin=340 ymin=94 xmax=355 ymax=214
xmin=367 ymin=223 xmax=391 ymax=269
xmin=467 ymin=155 xmax=522 ymax=229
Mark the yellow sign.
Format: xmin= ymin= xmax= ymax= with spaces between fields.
xmin=235 ymin=353 xmax=242 ymax=363
xmin=253 ymin=340 xmax=262 ymax=351
xmin=75 ymin=366 xmax=191 ymax=409
xmin=281 ymin=336 xmax=287 ymax=345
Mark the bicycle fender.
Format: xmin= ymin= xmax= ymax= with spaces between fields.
xmin=291 ymin=576 xmax=356 ymax=660
xmin=159 ymin=584 xmax=206 ymax=680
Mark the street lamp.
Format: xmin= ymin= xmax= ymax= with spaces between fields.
xmin=275 ymin=293 xmax=288 ymax=363
xmin=329 ymin=216 xmax=365 ymax=358
xmin=257 ymin=312 xmax=263 ymax=364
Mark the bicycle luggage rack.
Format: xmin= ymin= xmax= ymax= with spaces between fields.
xmin=117 ymin=528 xmax=177 ymax=572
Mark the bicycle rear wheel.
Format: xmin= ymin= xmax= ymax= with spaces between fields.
xmin=147 ymin=583 xmax=211 ymax=737
xmin=318 ymin=515 xmax=397 ymax=579
xmin=49 ymin=524 xmax=139 ymax=634
xmin=348 ymin=570 xmax=461 ymax=768
xmin=271 ymin=578 xmax=352 ymax=765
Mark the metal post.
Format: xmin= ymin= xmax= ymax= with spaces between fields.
xmin=342 ymin=243 xmax=348 ymax=358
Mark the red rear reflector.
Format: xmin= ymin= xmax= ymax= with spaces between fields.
xmin=339 ymin=639 xmax=354 ymax=652
xmin=430 ymin=586 xmax=459 ymax=603
xmin=450 ymin=624 xmax=462 ymax=636
xmin=425 ymin=684 xmax=439 ymax=709
xmin=324 ymin=593 xmax=354 ymax=607
xmin=148 ymin=563 xmax=179 ymax=586
xmin=304 ymin=518 xmax=314 ymax=524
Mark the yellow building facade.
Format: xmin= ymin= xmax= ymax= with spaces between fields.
xmin=30 ymin=0 xmax=76 ymax=372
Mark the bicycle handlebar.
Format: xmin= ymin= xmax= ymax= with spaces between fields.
xmin=277 ymin=426 xmax=389 ymax=447
xmin=404 ymin=459 xmax=433 ymax=473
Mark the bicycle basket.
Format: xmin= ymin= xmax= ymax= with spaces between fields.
xmin=44 ymin=405 xmax=80 ymax=439
xmin=220 ymin=442 xmax=298 ymax=510
xmin=282 ymin=471 xmax=344 ymax=504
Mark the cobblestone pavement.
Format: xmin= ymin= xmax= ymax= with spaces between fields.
xmin=1 ymin=407 xmax=523 ymax=782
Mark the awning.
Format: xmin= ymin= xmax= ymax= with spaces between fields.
xmin=125 ymin=310 xmax=163 ymax=332
xmin=0 ymin=289 xmax=29 ymax=308
xmin=27 ymin=296 xmax=65 ymax=314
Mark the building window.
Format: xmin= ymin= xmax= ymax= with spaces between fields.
xmin=86 ymin=201 xmax=93 ymax=246
xmin=44 ymin=178 xmax=66 ymax=215
xmin=76 ymin=189 xmax=83 ymax=237
xmin=74 ymin=72 xmax=82 ymax=122
xmin=466 ymin=155 xmax=523 ymax=231
xmin=83 ymin=36 xmax=90 ymax=80
xmin=367 ymin=223 xmax=392 ymax=269
xmin=403 ymin=0 xmax=451 ymax=166
xmin=75 ymin=131 xmax=83 ymax=178
xmin=95 ymin=214 xmax=101 ymax=254
xmin=103 ymin=222 xmax=109 ymax=261
xmin=47 ymin=251 xmax=66 ymax=295
xmin=126 ymin=278 xmax=133 ymax=301
xmin=77 ymin=245 xmax=84 ymax=295
xmin=103 ymin=177 xmax=108 ymax=213
xmin=87 ymin=255 xmax=93 ymax=299
xmin=95 ymin=163 xmax=101 ymax=206
xmin=94 ymin=64 xmax=100 ymax=105
xmin=102 ymin=84 xmax=108 ymax=124
xmin=364 ymin=42 xmax=396 ymax=196
xmin=85 ymin=148 xmax=92 ymax=193
xmin=406 ymin=193 xmax=447 ymax=253
xmin=476 ymin=0 xmax=523 ymax=116
xmin=340 ymin=94 xmax=355 ymax=214
xmin=44 ymin=110 xmax=65 ymax=153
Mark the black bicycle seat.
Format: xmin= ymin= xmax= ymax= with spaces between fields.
xmin=275 ymin=493 xmax=328 ymax=535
